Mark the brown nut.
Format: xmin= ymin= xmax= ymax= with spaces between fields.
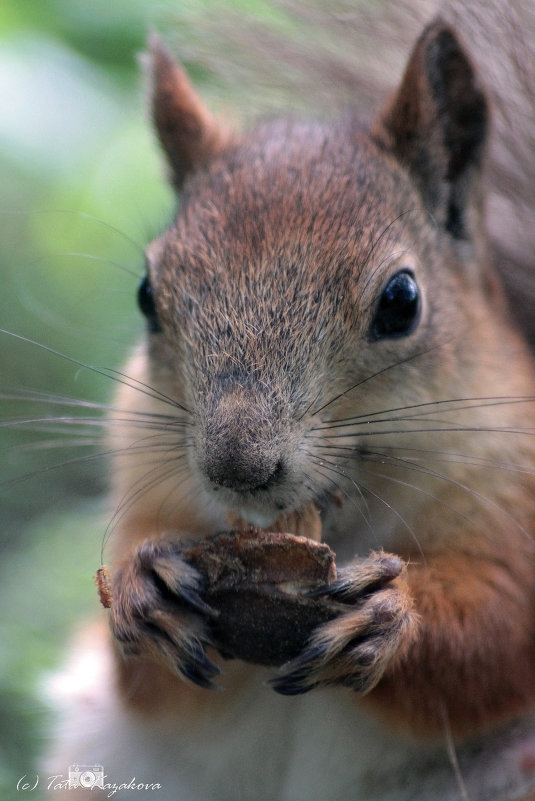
xmin=182 ymin=529 xmax=344 ymax=666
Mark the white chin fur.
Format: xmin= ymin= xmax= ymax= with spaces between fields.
xmin=234 ymin=507 xmax=279 ymax=528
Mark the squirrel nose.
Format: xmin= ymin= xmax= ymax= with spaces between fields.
xmin=198 ymin=386 xmax=285 ymax=494
xmin=205 ymin=453 xmax=284 ymax=493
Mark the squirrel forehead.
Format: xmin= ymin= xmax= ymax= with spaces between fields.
xmin=156 ymin=117 xmax=418 ymax=280
xmin=148 ymin=118 xmax=427 ymax=387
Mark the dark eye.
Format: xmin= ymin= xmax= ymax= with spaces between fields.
xmin=137 ymin=275 xmax=162 ymax=333
xmin=371 ymin=270 xmax=421 ymax=339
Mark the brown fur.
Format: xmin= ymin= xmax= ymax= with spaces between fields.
xmin=369 ymin=530 xmax=535 ymax=737
xmin=187 ymin=0 xmax=535 ymax=346
xmin=114 ymin=645 xmax=255 ymax=718
xmin=110 ymin=19 xmax=535 ymax=734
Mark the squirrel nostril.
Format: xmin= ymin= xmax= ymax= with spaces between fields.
xmin=205 ymin=456 xmax=285 ymax=494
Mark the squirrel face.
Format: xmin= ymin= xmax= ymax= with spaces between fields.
xmin=141 ymin=117 xmax=476 ymax=529
xmin=119 ymin=26 xmax=506 ymax=541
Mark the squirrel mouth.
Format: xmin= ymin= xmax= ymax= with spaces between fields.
xmin=227 ymin=493 xmax=343 ymax=544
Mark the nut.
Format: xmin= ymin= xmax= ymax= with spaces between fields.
xmin=182 ymin=529 xmax=344 ymax=666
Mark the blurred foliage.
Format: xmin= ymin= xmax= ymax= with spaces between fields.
xmin=0 ymin=0 xmax=286 ymax=795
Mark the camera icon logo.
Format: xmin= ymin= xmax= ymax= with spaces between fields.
xmin=68 ymin=764 xmax=105 ymax=789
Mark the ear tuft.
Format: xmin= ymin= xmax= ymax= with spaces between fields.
xmin=374 ymin=19 xmax=488 ymax=239
xmin=147 ymin=35 xmax=231 ymax=189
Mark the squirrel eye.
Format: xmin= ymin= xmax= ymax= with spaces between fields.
xmin=137 ymin=275 xmax=162 ymax=333
xmin=371 ymin=270 xmax=421 ymax=339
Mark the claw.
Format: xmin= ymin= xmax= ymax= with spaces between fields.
xmin=152 ymin=626 xmax=222 ymax=688
xmin=304 ymin=584 xmax=342 ymax=599
xmin=307 ymin=554 xmax=403 ymax=602
xmin=136 ymin=540 xmax=218 ymax=617
xmin=180 ymin=587 xmax=219 ymax=618
xmin=269 ymin=673 xmax=318 ymax=696
xmin=280 ymin=644 xmax=326 ymax=672
xmin=186 ymin=638 xmax=219 ymax=669
xmin=268 ymin=643 xmax=325 ymax=695
xmin=270 ymin=569 xmax=413 ymax=697
xmin=181 ymin=641 xmax=222 ymax=688
xmin=179 ymin=661 xmax=222 ymax=690
xmin=110 ymin=540 xmax=224 ymax=687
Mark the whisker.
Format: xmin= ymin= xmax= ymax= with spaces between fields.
xmin=440 ymin=704 xmax=471 ymax=801
xmin=0 ymin=428 xmax=189 ymax=491
xmin=308 ymin=452 xmax=424 ymax=558
xmin=357 ymin=461 xmax=477 ymax=531
xmin=358 ymin=444 xmax=535 ymax=478
xmin=313 ymin=395 xmax=535 ymax=429
xmin=308 ymin=458 xmax=376 ymax=540
xmin=359 ymin=449 xmax=533 ymax=543
xmin=0 ymin=386 xmax=194 ymax=429
xmin=0 ymin=208 xmax=145 ymax=255
xmin=106 ymin=365 xmax=192 ymax=414
xmin=313 ymin=423 xmax=535 ymax=440
xmin=0 ymin=416 xmax=191 ymax=437
xmin=0 ymin=448 xmax=117 ymax=490
xmin=308 ymin=452 xmax=374 ymax=530
xmin=146 ymin=466 xmax=207 ymax=546
xmin=310 ymin=340 xmax=453 ymax=418
xmin=30 ymin=250 xmax=141 ymax=279
xmin=296 ymin=387 xmax=324 ymax=423
xmin=103 ymin=453 xmax=191 ymax=552
xmin=314 ymin=441 xmax=535 ymax=477
xmin=0 ymin=329 xmax=190 ymax=414
xmin=3 ymin=437 xmax=103 ymax=454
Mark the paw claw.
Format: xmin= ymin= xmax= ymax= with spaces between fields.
xmin=110 ymin=540 xmax=222 ymax=687
xmin=179 ymin=660 xmax=221 ymax=690
xmin=268 ymin=641 xmax=326 ymax=695
xmin=270 ymin=555 xmax=416 ymax=696
xmin=269 ymin=673 xmax=318 ymax=696
xmin=308 ymin=552 xmax=404 ymax=603
xmin=180 ymin=587 xmax=219 ymax=618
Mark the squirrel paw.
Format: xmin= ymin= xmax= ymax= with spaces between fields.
xmin=270 ymin=552 xmax=416 ymax=695
xmin=109 ymin=540 xmax=221 ymax=689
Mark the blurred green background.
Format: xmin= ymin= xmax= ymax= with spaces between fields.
xmin=0 ymin=0 xmax=283 ymax=794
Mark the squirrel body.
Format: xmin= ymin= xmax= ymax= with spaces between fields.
xmin=45 ymin=7 xmax=535 ymax=801
xmin=48 ymin=626 xmax=535 ymax=801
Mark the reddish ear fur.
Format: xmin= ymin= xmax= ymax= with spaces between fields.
xmin=373 ymin=19 xmax=488 ymax=239
xmin=148 ymin=35 xmax=231 ymax=189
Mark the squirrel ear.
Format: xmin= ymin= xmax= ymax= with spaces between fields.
xmin=373 ymin=19 xmax=488 ymax=239
xmin=147 ymin=35 xmax=230 ymax=189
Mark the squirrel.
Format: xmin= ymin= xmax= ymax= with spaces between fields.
xmin=44 ymin=5 xmax=535 ymax=801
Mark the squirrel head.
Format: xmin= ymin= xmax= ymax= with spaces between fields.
xmin=137 ymin=21 xmax=493 ymax=529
